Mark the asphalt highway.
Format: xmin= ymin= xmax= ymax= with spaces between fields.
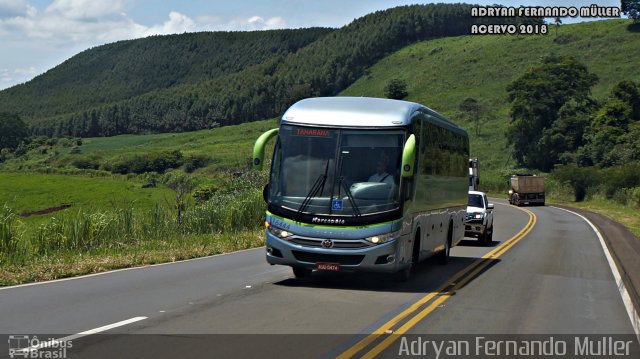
xmin=1 ymin=200 xmax=638 ymax=358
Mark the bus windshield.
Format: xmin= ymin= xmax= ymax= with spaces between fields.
xmin=268 ymin=125 xmax=405 ymax=217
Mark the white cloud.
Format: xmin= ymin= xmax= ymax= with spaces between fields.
xmin=0 ymin=0 xmax=36 ymax=18
xmin=0 ymin=1 xmax=287 ymax=43
xmin=0 ymin=66 xmax=37 ymax=88
xmin=0 ymin=0 xmax=134 ymax=42
xmin=266 ymin=17 xmax=286 ymax=28
xmin=245 ymin=15 xmax=286 ymax=30
xmin=0 ymin=68 xmax=11 ymax=83
xmin=0 ymin=0 xmax=290 ymax=89
xmin=14 ymin=66 xmax=36 ymax=75
xmin=44 ymin=0 xmax=125 ymax=20
xmin=207 ymin=15 xmax=288 ymax=32
xmin=139 ymin=11 xmax=196 ymax=37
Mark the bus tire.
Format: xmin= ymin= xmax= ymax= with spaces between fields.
xmin=292 ymin=266 xmax=311 ymax=278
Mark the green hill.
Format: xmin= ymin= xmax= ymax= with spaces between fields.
xmin=0 ymin=28 xmax=332 ymax=120
xmin=0 ymin=3 xmax=531 ymax=137
xmin=341 ymin=19 xmax=640 ymax=175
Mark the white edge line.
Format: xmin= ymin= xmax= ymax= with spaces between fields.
xmin=551 ymin=206 xmax=640 ymax=342
xmin=0 ymin=246 xmax=265 ymax=291
xmin=16 ymin=316 xmax=147 ymax=353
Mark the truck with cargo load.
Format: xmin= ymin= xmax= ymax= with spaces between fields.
xmin=508 ymin=174 xmax=545 ymax=206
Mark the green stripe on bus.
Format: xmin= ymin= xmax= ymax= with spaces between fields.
xmin=266 ymin=211 xmax=401 ymax=229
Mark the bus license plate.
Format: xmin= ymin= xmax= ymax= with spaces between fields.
xmin=316 ymin=262 xmax=340 ymax=271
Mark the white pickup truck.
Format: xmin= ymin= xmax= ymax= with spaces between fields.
xmin=465 ymin=191 xmax=494 ymax=246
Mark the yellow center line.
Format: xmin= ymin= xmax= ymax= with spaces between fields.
xmin=337 ymin=204 xmax=536 ymax=359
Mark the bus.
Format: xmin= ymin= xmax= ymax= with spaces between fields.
xmin=252 ymin=97 xmax=469 ymax=280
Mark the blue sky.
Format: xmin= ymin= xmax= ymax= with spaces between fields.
xmin=0 ymin=0 xmax=624 ymax=90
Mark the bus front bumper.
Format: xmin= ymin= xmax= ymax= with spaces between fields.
xmin=264 ymin=231 xmax=408 ymax=273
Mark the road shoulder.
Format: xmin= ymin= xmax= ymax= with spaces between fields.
xmin=553 ymin=204 xmax=640 ymax=317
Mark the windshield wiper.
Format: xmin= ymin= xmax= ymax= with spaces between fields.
xmin=336 ymin=176 xmax=361 ymax=217
xmin=333 ymin=150 xmax=360 ymax=217
xmin=295 ymin=159 xmax=330 ymax=221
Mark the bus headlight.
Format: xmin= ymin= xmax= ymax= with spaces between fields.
xmin=266 ymin=223 xmax=293 ymax=239
xmin=365 ymin=230 xmax=400 ymax=244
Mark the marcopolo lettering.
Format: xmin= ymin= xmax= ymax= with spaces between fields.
xmin=311 ymin=217 xmax=346 ymax=225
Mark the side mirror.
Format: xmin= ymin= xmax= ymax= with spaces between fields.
xmin=401 ymin=134 xmax=416 ymax=178
xmin=252 ymin=128 xmax=279 ymax=171
xmin=487 ymin=203 xmax=494 ymax=211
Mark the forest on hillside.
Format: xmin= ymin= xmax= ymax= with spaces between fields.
xmin=0 ymin=4 xmax=537 ymax=137
xmin=0 ymin=28 xmax=333 ymax=123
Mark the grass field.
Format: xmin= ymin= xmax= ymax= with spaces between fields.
xmin=0 ymin=118 xmax=278 ymax=177
xmin=0 ymin=172 xmax=173 ymax=215
xmin=341 ymin=19 xmax=640 ymax=173
xmin=62 ymin=119 xmax=279 ymax=173
xmin=0 ymin=119 xmax=277 ymax=286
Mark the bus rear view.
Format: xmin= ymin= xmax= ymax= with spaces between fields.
xmin=253 ymin=97 xmax=469 ymax=280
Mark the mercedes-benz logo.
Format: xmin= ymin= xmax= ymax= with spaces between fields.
xmin=321 ymin=239 xmax=333 ymax=248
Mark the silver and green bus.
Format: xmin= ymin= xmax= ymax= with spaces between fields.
xmin=253 ymin=97 xmax=469 ymax=279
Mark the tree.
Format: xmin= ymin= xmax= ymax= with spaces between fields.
xmin=581 ymin=80 xmax=640 ymax=166
xmin=384 ymin=78 xmax=408 ymax=100
xmin=506 ymin=55 xmax=598 ymax=171
xmin=459 ymin=98 xmax=485 ymax=135
xmin=553 ymin=164 xmax=600 ymax=202
xmin=553 ymin=17 xmax=562 ymax=37
xmin=622 ymin=0 xmax=640 ymax=22
xmin=0 ymin=113 xmax=28 ymax=151
xmin=610 ymin=80 xmax=640 ymax=119
xmin=537 ymin=99 xmax=597 ymax=165
xmin=163 ymin=172 xmax=197 ymax=225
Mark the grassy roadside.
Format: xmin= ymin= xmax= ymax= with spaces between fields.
xmin=0 ymin=171 xmax=269 ymax=286
xmin=486 ymin=190 xmax=640 ymax=238
xmin=548 ymin=197 xmax=640 ymax=238
xmin=3 ymin=190 xmax=637 ymax=287
xmin=0 ymin=229 xmax=264 ymax=286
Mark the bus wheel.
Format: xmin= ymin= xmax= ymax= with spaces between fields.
xmin=292 ymin=267 xmax=311 ymax=278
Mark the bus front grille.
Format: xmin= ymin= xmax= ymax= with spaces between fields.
xmin=288 ymin=237 xmax=372 ymax=249
xmin=291 ymin=251 xmax=365 ymax=265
